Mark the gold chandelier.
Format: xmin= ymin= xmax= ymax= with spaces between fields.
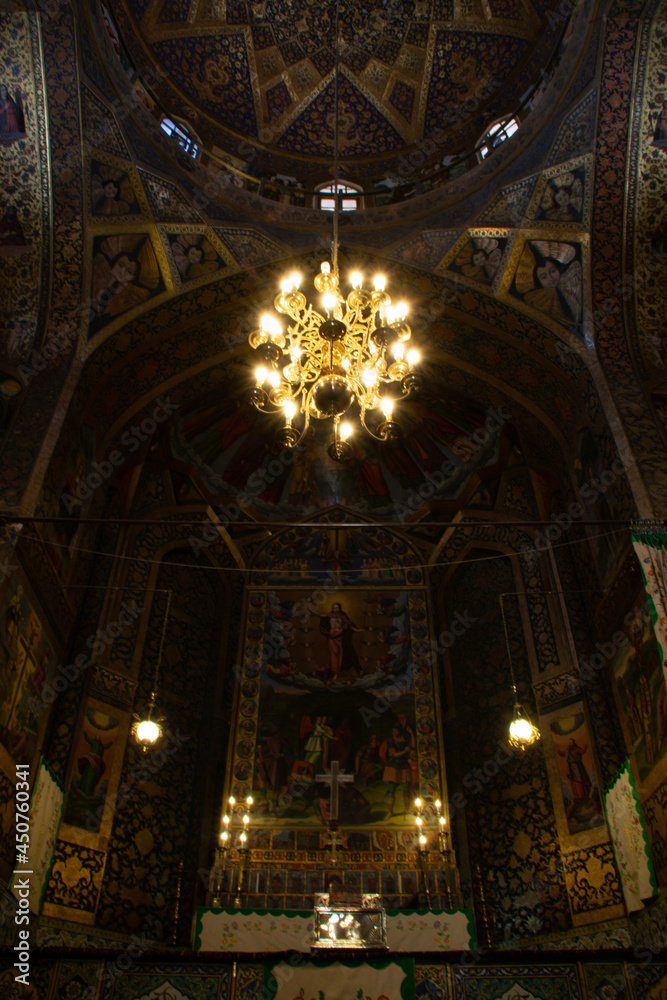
xmin=247 ymin=265 xmax=421 ymax=460
xmin=246 ymin=0 xmax=420 ymax=461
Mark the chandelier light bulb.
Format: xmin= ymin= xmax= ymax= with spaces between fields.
xmin=392 ymin=342 xmax=405 ymax=360
xmin=362 ymin=368 xmax=377 ymax=387
xmin=240 ymin=832 xmax=247 ymax=843
xmin=396 ymin=302 xmax=408 ymax=320
xmin=380 ymin=397 xmax=394 ymax=418
xmin=223 ymin=814 xmax=230 ymax=825
xmin=414 ymin=797 xmax=422 ymax=808
xmin=439 ymin=816 xmax=446 ymax=827
xmin=229 ymin=796 xmax=236 ymax=805
xmin=510 ymin=716 xmax=534 ymax=742
xmin=321 ymin=261 xmax=331 ymax=274
xmin=242 ymin=814 xmax=249 ymax=825
xmin=416 ymin=815 xmax=423 ymax=826
xmin=255 ymin=365 xmax=268 ymax=384
xmin=280 ymin=278 xmax=291 ymax=293
xmin=289 ymin=272 xmax=301 ymax=289
xmin=350 ymin=271 xmax=362 ymax=289
xmin=284 ymin=400 xmax=297 ymax=420
xmin=340 ymin=422 xmax=353 ymax=440
xmin=136 ymin=718 xmax=160 ymax=744
xmin=267 ymin=370 xmax=280 ymax=388
xmin=386 ymin=306 xmax=396 ymax=325
xmin=407 ymin=349 xmax=420 ymax=366
xmin=246 ymin=795 xmax=253 ymax=806
xmin=434 ymin=799 xmax=441 ymax=809
xmin=374 ymin=275 xmax=386 ymax=291
xmin=221 ymin=830 xmax=229 ymax=842
xmin=419 ymin=834 xmax=426 ymax=845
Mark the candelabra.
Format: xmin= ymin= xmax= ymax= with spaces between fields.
xmin=210 ymin=794 xmax=253 ymax=908
xmin=413 ymin=796 xmax=460 ymax=908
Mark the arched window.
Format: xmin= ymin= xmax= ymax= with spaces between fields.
xmin=160 ymin=116 xmax=201 ymax=159
xmin=477 ymin=117 xmax=519 ymax=161
xmin=315 ymin=181 xmax=363 ymax=212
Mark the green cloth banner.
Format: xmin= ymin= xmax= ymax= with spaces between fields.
xmin=631 ymin=529 xmax=667 ymax=685
xmin=264 ymin=958 xmax=415 ymax=1000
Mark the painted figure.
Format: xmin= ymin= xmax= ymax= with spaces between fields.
xmin=0 ymin=85 xmax=23 ymax=134
xmin=77 ymin=731 xmax=113 ymax=796
xmin=381 ymin=724 xmax=414 ymax=819
xmin=319 ymin=603 xmax=362 ymax=678
xmin=558 ymin=739 xmax=591 ymax=802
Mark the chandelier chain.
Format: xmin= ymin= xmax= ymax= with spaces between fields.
xmin=332 ymin=0 xmax=341 ymax=279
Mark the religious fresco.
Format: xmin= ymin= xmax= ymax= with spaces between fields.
xmin=90 ymin=160 xmax=140 ymax=217
xmin=229 ymin=525 xmax=441 ymax=829
xmin=549 ymin=711 xmax=605 ymax=837
xmin=611 ymin=606 xmax=667 ymax=785
xmin=534 ymin=166 xmax=586 ymax=224
xmin=88 ymin=233 xmax=164 ymax=337
xmin=448 ymin=235 xmax=509 ymax=287
xmin=63 ymin=704 xmax=121 ymax=833
xmin=162 ymin=228 xmax=234 ymax=287
xmin=509 ymin=239 xmax=583 ymax=333
xmin=174 ymin=390 xmax=506 ymax=521
xmin=0 ymin=82 xmax=25 ymax=138
xmin=0 ymin=574 xmax=58 ymax=767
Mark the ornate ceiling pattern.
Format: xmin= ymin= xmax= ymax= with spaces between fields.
xmin=110 ymin=0 xmax=567 ymax=177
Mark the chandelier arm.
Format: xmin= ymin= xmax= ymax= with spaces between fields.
xmin=358 ymin=407 xmax=388 ymax=443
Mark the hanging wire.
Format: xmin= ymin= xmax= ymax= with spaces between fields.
xmin=499 ymin=594 xmax=517 ymax=698
xmin=153 ymin=589 xmax=172 ymax=698
xmin=332 ymin=0 xmax=340 ymax=278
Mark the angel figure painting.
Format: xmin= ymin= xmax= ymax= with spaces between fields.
xmin=0 ymin=84 xmax=25 ymax=137
xmin=91 ymin=163 xmax=138 ymax=216
xmin=512 ymin=239 xmax=583 ymax=330
xmin=89 ymin=234 xmax=163 ymax=336
xmin=536 ymin=168 xmax=584 ymax=223
xmin=450 ymin=235 xmax=505 ymax=285
xmin=170 ymin=232 xmax=222 ymax=281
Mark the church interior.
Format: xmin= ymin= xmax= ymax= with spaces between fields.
xmin=2 ymin=0 xmax=667 ymax=995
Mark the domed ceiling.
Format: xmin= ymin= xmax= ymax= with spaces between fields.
xmin=108 ymin=0 xmax=568 ymax=179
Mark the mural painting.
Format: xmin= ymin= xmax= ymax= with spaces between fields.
xmin=175 ymin=390 xmax=505 ymax=519
xmin=0 ymin=575 xmax=57 ymax=766
xmin=550 ymin=711 xmax=605 ymax=836
xmin=88 ymin=234 xmax=164 ymax=336
xmin=510 ymin=239 xmax=583 ymax=333
xmin=611 ymin=606 xmax=667 ymax=783
xmin=535 ymin=167 xmax=585 ymax=223
xmin=169 ymin=232 xmax=224 ymax=281
xmin=229 ymin=526 xmax=440 ymax=828
xmin=63 ymin=704 xmax=121 ymax=833
xmin=449 ymin=235 xmax=507 ymax=286
xmin=90 ymin=162 xmax=139 ymax=216
xmin=0 ymin=83 xmax=25 ymax=138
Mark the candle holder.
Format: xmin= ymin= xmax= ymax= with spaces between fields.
xmin=413 ymin=795 xmax=460 ymax=908
xmin=211 ymin=794 xmax=254 ymax=907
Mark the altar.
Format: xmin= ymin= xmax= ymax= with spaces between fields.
xmin=194 ymin=905 xmax=475 ymax=953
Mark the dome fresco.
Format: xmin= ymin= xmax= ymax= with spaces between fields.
xmin=109 ymin=0 xmax=572 ymax=178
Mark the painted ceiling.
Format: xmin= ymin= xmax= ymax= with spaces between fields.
xmin=110 ymin=0 xmax=568 ymax=177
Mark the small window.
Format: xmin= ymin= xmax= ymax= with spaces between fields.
xmin=315 ymin=181 xmax=363 ymax=212
xmin=160 ymin=116 xmax=200 ymax=159
xmin=477 ymin=117 xmax=519 ymax=161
